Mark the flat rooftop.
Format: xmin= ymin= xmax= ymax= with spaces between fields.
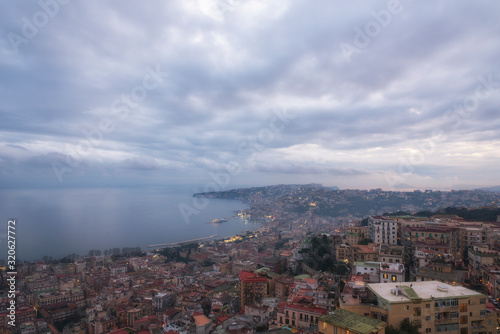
xmin=367 ymin=281 xmax=483 ymax=303
xmin=320 ymin=309 xmax=386 ymax=334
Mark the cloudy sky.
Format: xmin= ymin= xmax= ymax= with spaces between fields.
xmin=1 ymin=0 xmax=499 ymax=191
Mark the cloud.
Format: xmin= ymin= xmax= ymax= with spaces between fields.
xmin=1 ymin=0 xmax=500 ymax=190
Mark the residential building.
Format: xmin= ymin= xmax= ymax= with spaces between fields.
xmin=468 ymin=245 xmax=499 ymax=280
xmin=340 ymin=281 xmax=496 ymax=334
xmin=379 ymin=263 xmax=405 ymax=283
xmin=413 ymin=264 xmax=469 ymax=286
xmin=319 ymin=308 xmax=386 ymax=334
xmin=275 ymin=276 xmax=294 ymax=299
xmin=276 ymin=303 xmax=328 ymax=330
xmin=263 ymin=256 xmax=286 ymax=274
xmin=239 ymin=270 xmax=268 ymax=308
xmin=378 ymin=244 xmax=404 ymax=264
xmin=351 ymin=244 xmax=379 ymax=263
xmin=368 ymin=216 xmax=398 ymax=245
xmin=335 ymin=244 xmax=350 ymax=264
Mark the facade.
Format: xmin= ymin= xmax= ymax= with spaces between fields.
xmin=351 ymin=244 xmax=379 ymax=263
xmin=353 ymin=262 xmax=380 ymax=283
xmin=335 ymin=244 xmax=350 ymax=264
xmin=345 ymin=232 xmax=361 ymax=246
xmin=348 ymin=226 xmax=370 ymax=239
xmin=277 ymin=303 xmax=328 ymax=330
xmin=378 ymin=244 xmax=404 ymax=264
xmin=404 ymin=226 xmax=461 ymax=260
xmin=263 ymin=256 xmax=286 ymax=274
xmin=319 ymin=308 xmax=386 ymax=334
xmin=379 ymin=263 xmax=405 ymax=283
xmin=413 ymin=264 xmax=469 ymax=286
xmin=368 ymin=216 xmax=398 ymax=245
xmin=468 ymin=245 xmax=499 ymax=278
xmin=340 ymin=281 xmax=496 ymax=334
xmin=275 ymin=276 xmax=294 ymax=299
xmin=239 ymin=270 xmax=268 ymax=308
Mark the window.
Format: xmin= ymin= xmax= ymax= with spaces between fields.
xmin=460 ymin=315 xmax=467 ymax=324
xmin=480 ymin=298 xmax=486 ymax=304
xmin=383 ymin=274 xmax=388 ymax=279
xmin=414 ymin=307 xmax=421 ymax=316
xmin=426 ymin=328 xmax=432 ymax=333
xmin=450 ymin=312 xmax=459 ymax=319
xmin=392 ymin=275 xmax=397 ymax=282
xmin=322 ymin=322 xmax=327 ymax=330
xmin=426 ymin=316 xmax=431 ymax=321
xmin=460 ymin=303 xmax=467 ymax=312
xmin=426 ymin=303 xmax=431 ymax=309
xmin=435 ymin=299 xmax=459 ymax=308
xmin=280 ymin=317 xmax=283 ymax=324
xmin=480 ymin=310 xmax=486 ymax=316
xmin=406 ymin=306 xmax=410 ymax=311
xmin=436 ymin=324 xmax=459 ymax=332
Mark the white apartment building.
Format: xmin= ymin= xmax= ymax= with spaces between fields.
xmin=368 ymin=216 xmax=398 ymax=245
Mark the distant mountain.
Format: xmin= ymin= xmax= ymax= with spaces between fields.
xmin=476 ymin=186 xmax=500 ymax=193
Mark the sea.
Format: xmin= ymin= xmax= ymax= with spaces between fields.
xmin=0 ymin=185 xmax=256 ymax=262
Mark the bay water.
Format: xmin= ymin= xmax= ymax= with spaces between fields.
xmin=0 ymin=185 xmax=253 ymax=262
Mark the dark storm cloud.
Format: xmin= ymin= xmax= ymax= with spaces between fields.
xmin=1 ymin=0 xmax=500 ymax=189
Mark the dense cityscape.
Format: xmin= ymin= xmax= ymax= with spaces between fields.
xmin=2 ymin=184 xmax=500 ymax=334
xmin=3 ymin=2 xmax=500 ymax=334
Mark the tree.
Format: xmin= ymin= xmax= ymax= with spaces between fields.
xmin=400 ymin=318 xmax=419 ymax=334
xmin=358 ymin=238 xmax=371 ymax=245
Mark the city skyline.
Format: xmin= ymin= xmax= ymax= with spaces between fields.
xmin=1 ymin=1 xmax=500 ymax=190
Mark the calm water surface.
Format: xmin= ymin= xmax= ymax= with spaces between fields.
xmin=0 ymin=185 xmax=254 ymax=261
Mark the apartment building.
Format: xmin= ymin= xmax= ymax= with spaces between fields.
xmin=319 ymin=308 xmax=386 ymax=334
xmin=276 ymin=303 xmax=328 ymax=330
xmin=340 ymin=281 xmax=496 ymax=334
xmin=239 ymin=270 xmax=268 ymax=308
xmin=368 ymin=216 xmax=398 ymax=245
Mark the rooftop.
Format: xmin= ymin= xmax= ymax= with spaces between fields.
xmin=320 ymin=309 xmax=386 ymax=334
xmin=239 ymin=270 xmax=267 ymax=283
xmin=367 ymin=281 xmax=483 ymax=303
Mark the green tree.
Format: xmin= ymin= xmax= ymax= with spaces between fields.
xmin=400 ymin=319 xmax=419 ymax=334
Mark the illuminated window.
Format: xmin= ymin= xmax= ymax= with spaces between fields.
xmin=460 ymin=304 xmax=467 ymax=312
xmin=392 ymin=275 xmax=397 ymax=282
